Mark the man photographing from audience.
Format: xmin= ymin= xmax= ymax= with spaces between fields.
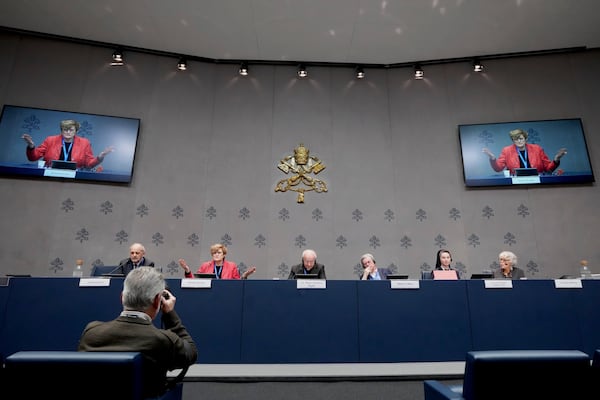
xmin=78 ymin=267 xmax=197 ymax=398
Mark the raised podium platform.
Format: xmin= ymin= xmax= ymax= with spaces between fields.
xmin=1 ymin=277 xmax=599 ymax=367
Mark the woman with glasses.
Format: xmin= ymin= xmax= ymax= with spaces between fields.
xmin=482 ymin=128 xmax=566 ymax=176
xmin=22 ymin=119 xmax=114 ymax=169
xmin=178 ymin=243 xmax=256 ymax=279
xmin=494 ymin=251 xmax=525 ymax=279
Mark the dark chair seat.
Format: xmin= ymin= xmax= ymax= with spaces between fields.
xmin=4 ymin=350 xmax=183 ymax=400
xmin=424 ymin=349 xmax=592 ymax=400
xmin=592 ymin=348 xmax=600 ymax=369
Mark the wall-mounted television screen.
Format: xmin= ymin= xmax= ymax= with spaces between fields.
xmin=458 ymin=118 xmax=594 ymax=187
xmin=0 ymin=104 xmax=140 ymax=184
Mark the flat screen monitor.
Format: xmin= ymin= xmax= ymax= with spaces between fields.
xmin=386 ymin=274 xmax=409 ymax=280
xmin=458 ymin=118 xmax=594 ymax=187
xmin=0 ymin=104 xmax=140 ymax=184
xmin=194 ymin=273 xmax=217 ymax=279
xmin=294 ymin=273 xmax=319 ymax=279
xmin=90 ymin=265 xmax=122 ymax=277
xmin=50 ymin=160 xmax=77 ymax=170
xmin=470 ymin=273 xmax=494 ymax=279
xmin=514 ymin=167 xmax=538 ymax=177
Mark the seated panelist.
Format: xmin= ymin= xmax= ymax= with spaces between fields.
xmin=117 ymin=243 xmax=155 ymax=276
xmin=433 ymin=249 xmax=461 ymax=279
xmin=288 ymin=249 xmax=326 ymax=279
xmin=178 ymin=243 xmax=256 ymax=279
xmin=494 ymin=250 xmax=525 ymax=279
xmin=359 ymin=253 xmax=391 ymax=280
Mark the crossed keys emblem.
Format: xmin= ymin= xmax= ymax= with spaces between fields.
xmin=275 ymin=143 xmax=328 ymax=203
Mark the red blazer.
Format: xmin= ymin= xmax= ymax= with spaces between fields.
xmin=184 ymin=259 xmax=241 ymax=279
xmin=490 ymin=143 xmax=558 ymax=175
xmin=26 ymin=134 xmax=101 ymax=169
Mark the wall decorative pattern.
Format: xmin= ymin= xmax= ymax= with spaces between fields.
xmin=0 ymin=32 xmax=598 ymax=282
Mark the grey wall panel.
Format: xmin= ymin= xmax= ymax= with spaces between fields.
xmin=0 ymin=31 xmax=598 ymax=279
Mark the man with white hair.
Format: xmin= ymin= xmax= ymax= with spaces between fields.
xmin=359 ymin=253 xmax=392 ymax=280
xmin=117 ymin=242 xmax=155 ymax=276
xmin=78 ymin=267 xmax=197 ymax=398
xmin=288 ymin=249 xmax=327 ymax=279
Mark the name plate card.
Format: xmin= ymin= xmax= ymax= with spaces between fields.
xmin=484 ymin=280 xmax=513 ymax=289
xmin=554 ymin=279 xmax=583 ymax=289
xmin=181 ymin=278 xmax=212 ymax=289
xmin=511 ymin=176 xmax=541 ymax=185
xmin=44 ymin=169 xmax=76 ymax=178
xmin=391 ymin=280 xmax=420 ymax=289
xmin=296 ymin=279 xmax=326 ymax=289
xmin=79 ymin=278 xmax=110 ymax=287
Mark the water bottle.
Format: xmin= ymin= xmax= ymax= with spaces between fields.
xmin=579 ymin=259 xmax=592 ymax=279
xmin=73 ymin=259 xmax=84 ymax=278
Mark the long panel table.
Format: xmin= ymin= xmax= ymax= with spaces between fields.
xmin=240 ymin=280 xmax=360 ymax=363
xmin=0 ymin=277 xmax=599 ymax=364
xmin=357 ymin=280 xmax=471 ymax=362
xmin=466 ymin=279 xmax=583 ymax=351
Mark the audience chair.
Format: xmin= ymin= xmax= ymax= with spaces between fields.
xmin=593 ymin=349 xmax=600 ymax=369
xmin=4 ymin=350 xmax=183 ymax=400
xmin=421 ymin=270 xmax=433 ymax=280
xmin=424 ymin=349 xmax=591 ymax=400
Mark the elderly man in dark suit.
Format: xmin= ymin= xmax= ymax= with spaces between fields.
xmin=118 ymin=242 xmax=155 ymax=276
xmin=288 ymin=249 xmax=326 ymax=279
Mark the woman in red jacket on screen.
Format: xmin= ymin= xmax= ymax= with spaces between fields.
xmin=482 ymin=128 xmax=567 ymax=176
xmin=178 ymin=243 xmax=256 ymax=279
xmin=22 ymin=119 xmax=114 ymax=169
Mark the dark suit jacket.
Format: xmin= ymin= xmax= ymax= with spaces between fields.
xmin=362 ymin=267 xmax=392 ymax=280
xmin=117 ymin=257 xmax=155 ymax=276
xmin=288 ymin=263 xmax=326 ymax=279
xmin=494 ymin=266 xmax=525 ymax=280
xmin=78 ymin=310 xmax=197 ymax=398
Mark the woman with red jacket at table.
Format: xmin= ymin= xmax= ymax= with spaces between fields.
xmin=482 ymin=128 xmax=566 ymax=176
xmin=22 ymin=119 xmax=114 ymax=169
xmin=178 ymin=243 xmax=256 ymax=279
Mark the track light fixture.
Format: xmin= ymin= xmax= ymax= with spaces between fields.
xmin=473 ymin=59 xmax=484 ymax=72
xmin=110 ymin=49 xmax=124 ymax=66
xmin=414 ymin=64 xmax=424 ymax=80
xmin=239 ymin=62 xmax=249 ymax=76
xmin=355 ymin=66 xmax=365 ymax=79
xmin=177 ymin=58 xmax=187 ymax=71
xmin=297 ymin=64 xmax=308 ymax=78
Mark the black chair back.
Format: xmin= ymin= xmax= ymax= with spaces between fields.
xmin=462 ymin=350 xmax=591 ymax=400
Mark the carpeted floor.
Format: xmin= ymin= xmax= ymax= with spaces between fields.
xmin=180 ymin=379 xmax=464 ymax=400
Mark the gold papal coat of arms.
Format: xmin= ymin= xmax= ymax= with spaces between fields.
xmin=274 ymin=143 xmax=328 ymax=203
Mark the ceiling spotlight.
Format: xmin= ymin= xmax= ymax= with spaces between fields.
xmin=414 ymin=64 xmax=424 ymax=80
xmin=110 ymin=49 xmax=124 ymax=66
xmin=239 ymin=62 xmax=249 ymax=76
xmin=177 ymin=58 xmax=187 ymax=71
xmin=473 ymin=59 xmax=484 ymax=72
xmin=297 ymin=64 xmax=308 ymax=78
xmin=355 ymin=66 xmax=365 ymax=79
